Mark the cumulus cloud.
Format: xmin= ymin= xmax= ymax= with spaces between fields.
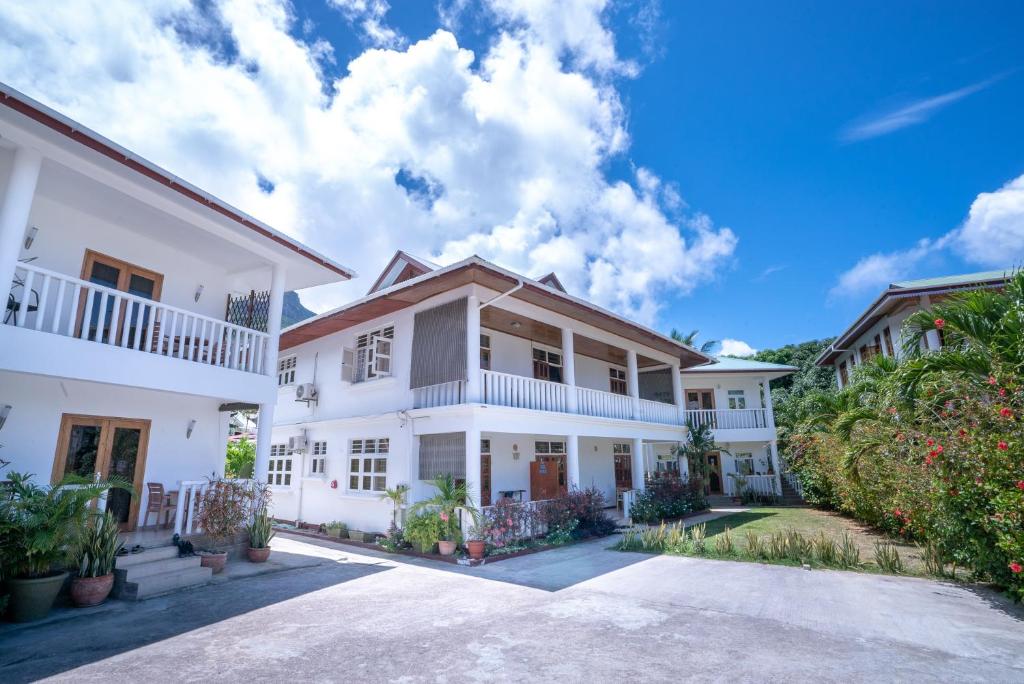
xmin=719 ymin=339 xmax=756 ymax=357
xmin=327 ymin=0 xmax=404 ymax=48
xmin=832 ymin=173 xmax=1024 ymax=298
xmin=0 ymin=0 xmax=734 ymax=325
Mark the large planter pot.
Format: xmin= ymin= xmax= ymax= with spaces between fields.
xmin=199 ymin=552 xmax=228 ymax=574
xmin=466 ymin=540 xmax=486 ymax=560
xmin=70 ymin=573 xmax=115 ymax=608
xmin=437 ymin=540 xmax=457 ymax=556
xmin=347 ymin=530 xmax=367 ymax=542
xmin=4 ymin=571 xmax=69 ymax=622
xmin=247 ymin=547 xmax=271 ymax=563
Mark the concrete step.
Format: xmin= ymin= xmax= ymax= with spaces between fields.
xmin=114 ymin=544 xmax=180 ymax=569
xmin=127 ymin=565 xmax=213 ymax=600
xmin=124 ymin=555 xmax=203 ymax=582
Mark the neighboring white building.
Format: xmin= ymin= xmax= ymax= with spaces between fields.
xmin=816 ymin=271 xmax=1009 ymax=388
xmin=0 ymin=84 xmax=354 ymax=535
xmin=269 ymin=251 xmax=795 ymax=533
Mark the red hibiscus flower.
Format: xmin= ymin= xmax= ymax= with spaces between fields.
xmin=999 ymin=407 xmax=1013 ymax=418
xmin=998 ymin=441 xmax=1009 ymax=450
xmin=1010 ymin=562 xmax=1023 ymax=574
xmin=927 ymin=438 xmax=935 ymax=447
xmin=988 ymin=376 xmax=998 ymax=385
xmin=934 ymin=318 xmax=945 ymax=329
xmin=1017 ymin=481 xmax=1024 ymax=491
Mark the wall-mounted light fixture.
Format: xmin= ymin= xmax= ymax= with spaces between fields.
xmin=510 ymin=321 xmax=522 ymax=330
xmin=23 ymin=226 xmax=38 ymax=250
xmin=186 ymin=419 xmax=196 ymax=439
xmin=0 ymin=404 xmax=11 ymax=431
xmin=194 ymin=285 xmax=204 ymax=303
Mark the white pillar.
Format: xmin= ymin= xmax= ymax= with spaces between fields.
xmin=834 ymin=364 xmax=843 ymax=389
xmin=761 ymin=376 xmax=775 ymax=428
xmin=566 ymin=434 xmax=580 ymax=491
xmin=670 ymin=361 xmax=683 ymax=424
xmin=465 ymin=424 xmax=481 ymax=510
xmin=769 ymin=440 xmax=782 ymax=494
xmin=0 ymin=146 xmax=42 ymax=304
xmin=919 ymin=295 xmax=942 ymax=351
xmin=562 ymin=327 xmax=578 ymax=413
xmin=631 ymin=437 xmax=645 ymax=490
xmin=255 ymin=262 xmax=286 ymax=483
xmin=626 ymin=349 xmax=640 ymax=420
xmin=466 ymin=295 xmax=481 ymax=403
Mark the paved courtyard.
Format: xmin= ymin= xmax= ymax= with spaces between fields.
xmin=3 ymin=533 xmax=1023 ymax=683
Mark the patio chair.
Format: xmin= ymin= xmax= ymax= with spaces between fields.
xmin=143 ymin=482 xmax=179 ymax=528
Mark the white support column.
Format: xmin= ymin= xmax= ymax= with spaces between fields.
xmin=465 ymin=424 xmax=482 ymax=510
xmin=0 ymin=146 xmax=42 ymax=305
xmin=626 ymin=349 xmax=640 ymax=420
xmin=631 ymin=437 xmax=645 ymax=490
xmin=769 ymin=440 xmax=782 ymax=494
xmin=255 ymin=263 xmax=286 ymax=484
xmin=566 ymin=434 xmax=580 ymax=491
xmin=670 ymin=361 xmax=684 ymax=424
xmin=834 ymin=364 xmax=843 ymax=389
xmin=761 ymin=376 xmax=775 ymax=428
xmin=466 ymin=295 xmax=481 ymax=403
xmin=562 ymin=327 xmax=578 ymax=413
xmin=920 ymin=294 xmax=941 ymax=350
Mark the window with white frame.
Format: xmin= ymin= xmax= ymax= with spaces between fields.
xmin=734 ymin=452 xmax=754 ymax=476
xmin=532 ymin=347 xmax=563 ymax=382
xmin=343 ymin=325 xmax=395 ymax=384
xmin=348 ymin=438 xmax=389 ymax=492
xmin=310 ymin=440 xmax=327 ymax=476
xmin=534 ymin=440 xmax=566 ymax=454
xmin=480 ymin=333 xmax=491 ymax=370
xmin=278 ymin=356 xmax=297 ymax=386
xmin=268 ymin=444 xmax=292 ymax=485
xmin=727 ymin=389 xmax=747 ymax=409
xmin=609 ymin=367 xmax=627 ymax=395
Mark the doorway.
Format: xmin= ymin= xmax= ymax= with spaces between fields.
xmin=78 ymin=250 xmax=163 ymax=345
xmin=530 ymin=455 xmax=566 ymax=500
xmin=51 ymin=414 xmax=151 ymax=531
xmin=706 ymin=451 xmax=723 ymax=495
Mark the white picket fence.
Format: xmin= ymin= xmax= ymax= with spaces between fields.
xmin=172 ymin=478 xmax=257 ymax=537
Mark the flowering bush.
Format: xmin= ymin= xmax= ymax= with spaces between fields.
xmin=480 ymin=489 xmax=615 ymax=552
xmin=628 ymin=475 xmax=707 ymax=524
xmin=538 ymin=488 xmax=616 ymax=539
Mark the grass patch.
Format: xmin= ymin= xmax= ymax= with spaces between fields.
xmin=618 ymin=507 xmax=930 ymax=576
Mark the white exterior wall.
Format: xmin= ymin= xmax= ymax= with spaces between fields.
xmin=832 ymin=303 xmax=919 ymax=385
xmin=679 ymin=373 xmax=766 ymax=412
xmin=716 ymin=441 xmax=777 ymax=495
xmin=0 ymin=370 xmax=228 ymax=528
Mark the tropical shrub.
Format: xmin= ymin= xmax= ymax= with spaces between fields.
xmin=539 ymin=488 xmax=615 ymax=539
xmin=404 ymin=510 xmax=443 ymax=552
xmin=195 ymin=478 xmax=262 ymax=551
xmin=78 ymin=510 xmax=124 ymax=578
xmin=629 ymin=475 xmax=707 ymax=523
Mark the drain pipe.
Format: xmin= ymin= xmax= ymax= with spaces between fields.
xmin=479 ymin=278 xmax=524 ymax=310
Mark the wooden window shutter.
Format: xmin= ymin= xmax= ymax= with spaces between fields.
xmin=410 ymin=297 xmax=467 ymax=389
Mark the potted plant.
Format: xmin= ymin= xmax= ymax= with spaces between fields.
xmin=347 ymin=528 xmax=369 ymax=542
xmin=246 ymin=506 xmax=275 ymax=563
xmin=194 ymin=478 xmax=256 ymax=573
xmin=325 ymin=521 xmax=347 ymax=538
xmin=404 ymin=510 xmax=442 ymax=554
xmin=410 ymin=474 xmax=478 ymax=557
xmin=71 ymin=510 xmax=123 ymax=607
xmin=0 ymin=472 xmax=127 ymax=622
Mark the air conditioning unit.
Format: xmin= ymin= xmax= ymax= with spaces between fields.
xmin=288 ymin=435 xmax=308 ymax=452
xmin=295 ymin=383 xmax=318 ymax=403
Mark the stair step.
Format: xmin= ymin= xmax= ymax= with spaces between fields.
xmin=124 ymin=555 xmax=203 ymax=581
xmin=131 ymin=565 xmax=213 ymax=600
xmin=115 ymin=544 xmax=180 ymax=569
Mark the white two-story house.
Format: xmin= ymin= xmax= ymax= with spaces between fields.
xmin=816 ymin=270 xmax=1008 ymax=388
xmin=0 ymin=84 xmax=354 ymax=541
xmin=268 ymin=251 xmax=793 ymax=532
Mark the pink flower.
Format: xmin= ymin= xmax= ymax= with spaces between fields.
xmin=1017 ymin=481 xmax=1024 ymax=491
xmin=439 ymin=511 xmax=449 ymax=522
xmin=999 ymin=407 xmax=1013 ymax=418
xmin=927 ymin=438 xmax=935 ymax=447
xmin=935 ymin=445 xmax=943 ymax=454
xmin=934 ymin=318 xmax=945 ymax=329
xmin=988 ymin=376 xmax=998 ymax=385
xmin=1010 ymin=562 xmax=1023 ymax=574
xmin=999 ymin=388 xmax=1007 ymax=397
xmin=998 ymin=441 xmax=1009 ymax=451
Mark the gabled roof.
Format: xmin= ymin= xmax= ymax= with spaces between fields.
xmin=281 ymin=254 xmax=712 ymax=368
xmin=683 ymin=357 xmax=797 ymax=380
xmin=366 ymin=250 xmax=438 ymax=294
xmin=538 ymin=272 xmax=566 ymax=292
xmin=0 ymin=83 xmax=355 ymax=285
xmin=816 ymin=269 xmax=1011 ymax=366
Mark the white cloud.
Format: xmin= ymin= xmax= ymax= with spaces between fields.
xmin=839 ymin=76 xmax=1000 ymax=143
xmin=719 ymin=339 xmax=756 ymax=357
xmin=958 ymin=174 xmax=1024 ymax=265
xmin=829 ymin=236 xmax=953 ymax=298
xmin=327 ymin=0 xmax=404 ymax=48
xmin=0 ymin=0 xmax=735 ymax=325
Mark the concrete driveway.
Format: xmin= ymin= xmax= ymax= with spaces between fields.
xmin=2 ymin=533 xmax=1022 ymax=683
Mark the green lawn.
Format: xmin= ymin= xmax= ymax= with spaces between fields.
xmin=648 ymin=507 xmax=928 ymax=575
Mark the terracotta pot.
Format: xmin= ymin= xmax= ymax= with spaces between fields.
xmin=70 ymin=573 xmax=115 ymax=607
xmin=466 ymin=540 xmax=486 ymax=560
xmin=437 ymin=540 xmax=457 ymax=556
xmin=200 ymin=552 xmax=228 ymax=574
xmin=4 ymin=571 xmax=69 ymax=622
xmin=247 ymin=547 xmax=271 ymax=563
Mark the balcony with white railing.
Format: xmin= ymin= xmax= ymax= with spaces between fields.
xmin=481 ymin=369 xmax=569 ymax=413
xmin=5 ymin=262 xmax=270 ymax=376
xmin=684 ymin=408 xmax=773 ymax=431
xmin=576 ymin=385 xmax=633 ymax=420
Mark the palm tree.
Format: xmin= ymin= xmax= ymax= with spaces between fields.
xmin=379 ymin=484 xmax=409 ymax=528
xmin=670 ymin=328 xmax=718 ymax=354
xmin=410 ymin=474 xmax=479 ymax=537
xmin=675 ymin=420 xmax=729 ymax=486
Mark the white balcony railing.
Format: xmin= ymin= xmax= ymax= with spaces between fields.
xmin=725 ymin=473 xmax=780 ymax=498
xmin=638 ymin=397 xmax=679 ymax=425
xmin=7 ymin=263 xmax=269 ymax=375
xmin=172 ymin=479 xmax=257 ymax=537
xmin=684 ymin=408 xmax=772 ymax=431
xmin=413 ymin=379 xmax=466 ymax=408
xmin=481 ymin=369 xmax=568 ymax=413
xmin=576 ymin=386 xmax=632 ymax=420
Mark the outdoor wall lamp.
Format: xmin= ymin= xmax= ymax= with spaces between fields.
xmin=24 ymin=226 xmax=38 ymax=249
xmin=0 ymin=404 xmax=10 ymax=431
xmin=186 ymin=419 xmax=196 ymax=439
xmin=194 ymin=284 xmax=204 ymax=302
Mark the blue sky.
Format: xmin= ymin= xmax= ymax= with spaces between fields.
xmin=2 ymin=1 xmax=1022 ymax=354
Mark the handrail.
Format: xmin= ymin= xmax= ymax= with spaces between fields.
xmin=684 ymin=407 xmax=772 ymax=430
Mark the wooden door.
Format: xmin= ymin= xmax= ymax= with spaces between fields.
xmin=78 ymin=250 xmax=163 ymax=344
xmin=614 ymin=451 xmax=632 ymax=490
xmin=530 ymin=455 xmax=566 ymax=500
xmin=706 ymin=452 xmax=723 ymax=494
xmin=52 ymin=414 xmax=151 ymax=531
xmin=481 ymin=453 xmax=492 ymax=507
xmin=686 ymin=389 xmax=715 ymax=410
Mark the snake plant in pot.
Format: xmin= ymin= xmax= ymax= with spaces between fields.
xmin=0 ymin=471 xmax=129 ymax=622
xmin=72 ymin=510 xmax=123 ymax=607
xmin=246 ymin=506 xmax=275 ymax=563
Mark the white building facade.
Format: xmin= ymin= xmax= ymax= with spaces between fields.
xmin=0 ymin=85 xmax=353 ymax=534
